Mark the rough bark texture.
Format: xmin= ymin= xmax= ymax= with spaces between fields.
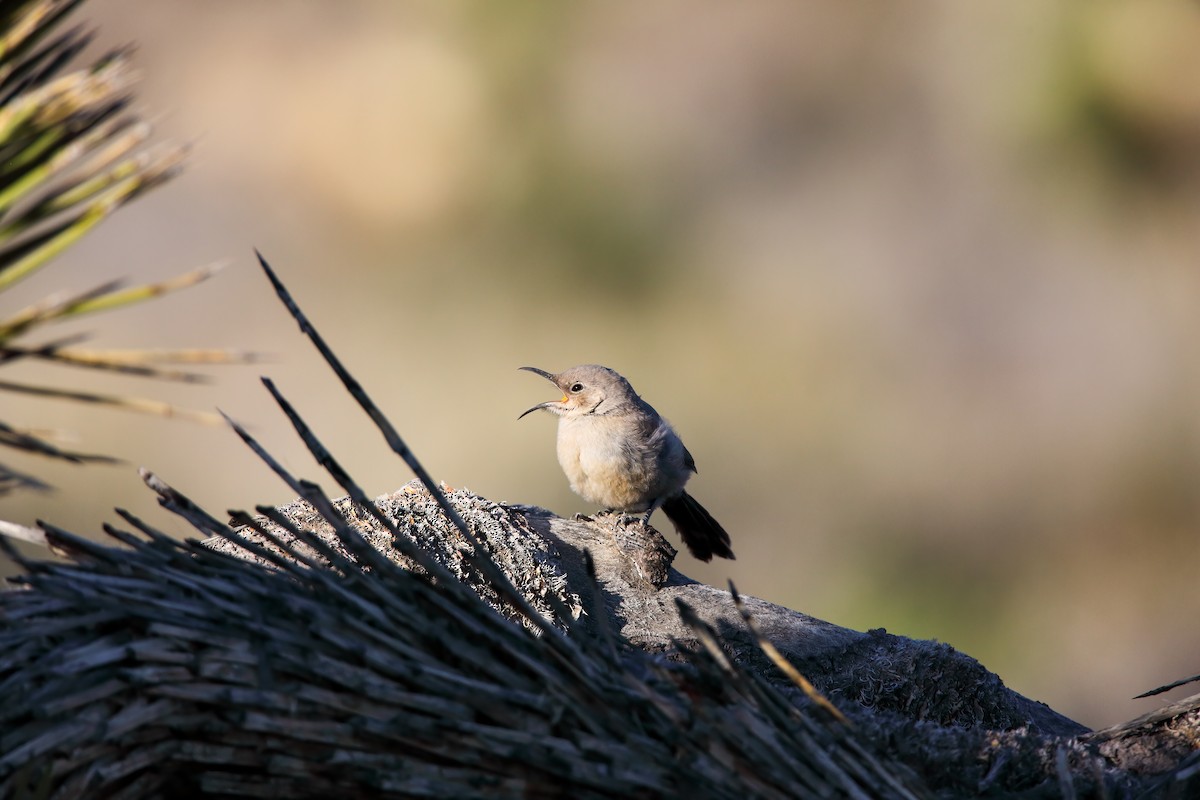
xmin=512 ymin=504 xmax=1082 ymax=738
xmin=209 ymin=485 xmax=1080 ymax=739
xmin=4 ymin=479 xmax=1194 ymax=798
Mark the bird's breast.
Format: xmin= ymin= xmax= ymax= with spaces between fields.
xmin=555 ymin=415 xmax=683 ymax=510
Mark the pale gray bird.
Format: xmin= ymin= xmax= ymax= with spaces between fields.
xmin=518 ymin=364 xmax=735 ymax=562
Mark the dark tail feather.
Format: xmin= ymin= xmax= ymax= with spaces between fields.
xmin=660 ymin=492 xmax=735 ymax=562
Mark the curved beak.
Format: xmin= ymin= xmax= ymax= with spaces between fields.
xmin=518 ymin=366 xmax=557 ymax=383
xmin=518 ymin=366 xmax=564 ymax=420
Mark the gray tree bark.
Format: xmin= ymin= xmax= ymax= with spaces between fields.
xmin=0 ymin=478 xmax=1172 ymax=798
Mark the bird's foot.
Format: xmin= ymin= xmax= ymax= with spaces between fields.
xmin=582 ymin=509 xmax=656 ymax=531
xmin=612 ymin=512 xmax=654 ymax=529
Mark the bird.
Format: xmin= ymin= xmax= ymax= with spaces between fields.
xmin=518 ymin=364 xmax=734 ymax=562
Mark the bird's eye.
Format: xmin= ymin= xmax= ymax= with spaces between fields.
xmin=569 ymin=383 xmax=584 ymax=393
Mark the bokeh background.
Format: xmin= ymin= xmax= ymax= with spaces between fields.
xmin=4 ymin=0 xmax=1200 ymax=730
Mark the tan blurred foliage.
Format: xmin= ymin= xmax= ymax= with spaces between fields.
xmin=4 ymin=0 xmax=1200 ymax=729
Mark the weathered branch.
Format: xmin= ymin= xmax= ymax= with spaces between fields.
xmin=2 ymin=481 xmax=1197 ymax=798
xmin=204 ymin=482 xmax=1200 ymax=797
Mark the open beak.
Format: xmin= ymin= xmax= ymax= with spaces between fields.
xmin=518 ymin=366 xmax=565 ymax=420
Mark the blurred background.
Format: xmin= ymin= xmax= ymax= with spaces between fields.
xmin=4 ymin=0 xmax=1200 ymax=730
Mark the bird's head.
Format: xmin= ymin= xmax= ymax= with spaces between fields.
xmin=518 ymin=364 xmax=636 ymax=420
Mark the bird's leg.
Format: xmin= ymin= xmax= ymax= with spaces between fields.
xmin=637 ymin=498 xmax=664 ymax=528
xmin=611 ymin=500 xmax=662 ymax=528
